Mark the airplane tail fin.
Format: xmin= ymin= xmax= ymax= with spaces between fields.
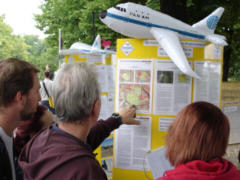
xmin=192 ymin=7 xmax=224 ymax=34
xmin=92 ymin=34 xmax=101 ymax=50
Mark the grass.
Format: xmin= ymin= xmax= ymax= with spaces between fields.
xmin=222 ymin=81 xmax=240 ymax=106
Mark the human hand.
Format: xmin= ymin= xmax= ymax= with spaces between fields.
xmin=119 ymin=105 xmax=140 ymax=125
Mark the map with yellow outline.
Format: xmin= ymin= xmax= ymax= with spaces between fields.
xmin=119 ymin=84 xmax=150 ymax=111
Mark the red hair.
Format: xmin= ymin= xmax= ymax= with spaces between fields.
xmin=166 ymin=101 xmax=229 ymax=166
xmin=14 ymin=105 xmax=47 ymax=156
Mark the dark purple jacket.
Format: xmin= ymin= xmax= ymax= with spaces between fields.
xmin=18 ymin=118 xmax=121 ymax=180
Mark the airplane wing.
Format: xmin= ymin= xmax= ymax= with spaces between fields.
xmin=104 ymin=49 xmax=116 ymax=54
xmin=59 ymin=49 xmax=88 ymax=55
xmin=150 ymin=28 xmax=200 ymax=79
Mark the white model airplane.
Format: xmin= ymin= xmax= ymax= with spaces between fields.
xmin=59 ymin=34 xmax=115 ymax=55
xmin=99 ymin=2 xmax=227 ymax=78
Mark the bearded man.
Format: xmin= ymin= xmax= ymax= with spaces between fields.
xmin=0 ymin=58 xmax=40 ymax=180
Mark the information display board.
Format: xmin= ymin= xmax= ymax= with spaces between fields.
xmin=62 ymin=39 xmax=223 ymax=180
xmin=111 ymin=39 xmax=223 ymax=180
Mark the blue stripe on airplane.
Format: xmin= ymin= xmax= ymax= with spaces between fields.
xmin=107 ymin=12 xmax=205 ymax=40
xmin=81 ymin=49 xmax=106 ymax=55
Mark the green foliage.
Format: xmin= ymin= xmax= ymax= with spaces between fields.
xmin=1 ymin=0 xmax=238 ymax=80
xmin=187 ymin=0 xmax=240 ymax=80
xmin=0 ymin=15 xmax=29 ymax=60
xmin=23 ymin=35 xmax=58 ymax=80
xmin=0 ymin=15 xmax=58 ymax=80
xmin=146 ymin=0 xmax=160 ymax=11
xmin=35 ymin=0 xmax=87 ymax=48
xmin=35 ymin=0 xmax=147 ymax=48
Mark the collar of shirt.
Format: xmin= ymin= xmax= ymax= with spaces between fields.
xmin=51 ymin=124 xmax=93 ymax=153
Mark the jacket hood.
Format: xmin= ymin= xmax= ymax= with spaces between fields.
xmin=18 ymin=127 xmax=95 ymax=179
xmin=161 ymin=158 xmax=240 ymax=180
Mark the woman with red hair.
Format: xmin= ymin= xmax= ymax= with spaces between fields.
xmin=14 ymin=105 xmax=53 ymax=156
xmin=158 ymin=101 xmax=240 ymax=180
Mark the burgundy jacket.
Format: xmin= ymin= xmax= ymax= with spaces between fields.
xmin=157 ymin=158 xmax=240 ymax=180
xmin=18 ymin=117 xmax=121 ymax=180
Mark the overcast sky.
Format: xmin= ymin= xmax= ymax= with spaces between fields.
xmin=0 ymin=0 xmax=45 ymax=38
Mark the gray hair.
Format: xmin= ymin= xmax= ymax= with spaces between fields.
xmin=52 ymin=62 xmax=100 ymax=123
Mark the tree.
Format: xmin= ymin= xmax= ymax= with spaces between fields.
xmin=35 ymin=0 xmax=147 ymax=48
xmin=160 ymin=0 xmax=187 ymax=22
xmin=23 ymin=35 xmax=58 ymax=80
xmin=0 ymin=15 xmax=29 ymax=60
xmin=187 ymin=0 xmax=240 ymax=81
xmin=35 ymin=0 xmax=240 ymax=80
xmin=148 ymin=0 xmax=240 ymax=81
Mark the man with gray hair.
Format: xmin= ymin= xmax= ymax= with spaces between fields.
xmin=19 ymin=62 xmax=139 ymax=180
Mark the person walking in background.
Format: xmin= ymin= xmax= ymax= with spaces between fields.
xmin=19 ymin=62 xmax=139 ymax=180
xmin=157 ymin=101 xmax=240 ymax=180
xmin=45 ymin=64 xmax=54 ymax=80
xmin=0 ymin=58 xmax=41 ymax=180
xmin=14 ymin=104 xmax=54 ymax=156
xmin=40 ymin=71 xmax=55 ymax=114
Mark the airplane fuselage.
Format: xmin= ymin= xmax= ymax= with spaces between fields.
xmin=101 ymin=3 xmax=207 ymax=40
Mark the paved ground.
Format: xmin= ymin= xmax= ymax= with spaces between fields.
xmin=222 ymin=105 xmax=240 ymax=144
xmin=222 ymin=105 xmax=240 ymax=169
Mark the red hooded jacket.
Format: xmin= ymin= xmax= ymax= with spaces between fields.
xmin=157 ymin=158 xmax=240 ymax=180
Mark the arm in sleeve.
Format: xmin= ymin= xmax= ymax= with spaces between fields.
xmin=87 ymin=117 xmax=121 ymax=150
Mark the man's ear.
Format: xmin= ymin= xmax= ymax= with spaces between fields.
xmin=92 ymin=99 xmax=101 ymax=118
xmin=14 ymin=91 xmax=27 ymax=107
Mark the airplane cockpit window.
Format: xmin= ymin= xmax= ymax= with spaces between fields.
xmin=114 ymin=6 xmax=121 ymax=11
xmin=114 ymin=6 xmax=126 ymax=12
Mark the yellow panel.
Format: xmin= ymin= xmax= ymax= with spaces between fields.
xmin=113 ymin=168 xmax=153 ymax=180
xmin=63 ymin=39 xmax=223 ymax=180
xmin=113 ymin=38 xmax=223 ymax=180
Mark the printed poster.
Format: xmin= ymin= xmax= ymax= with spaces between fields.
xmin=116 ymin=59 xmax=153 ymax=114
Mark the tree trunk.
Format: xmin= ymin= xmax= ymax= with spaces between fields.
xmin=222 ymin=29 xmax=233 ymax=82
xmin=222 ymin=47 xmax=231 ymax=81
xmin=160 ymin=0 xmax=187 ymax=22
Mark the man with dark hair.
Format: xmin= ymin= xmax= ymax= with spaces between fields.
xmin=0 ymin=58 xmax=41 ymax=180
xmin=45 ymin=64 xmax=54 ymax=80
xmin=40 ymin=71 xmax=55 ymax=114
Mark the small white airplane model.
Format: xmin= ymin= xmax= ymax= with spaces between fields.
xmin=59 ymin=34 xmax=115 ymax=55
xmin=99 ymin=2 xmax=227 ymax=78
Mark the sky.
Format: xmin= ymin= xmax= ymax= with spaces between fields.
xmin=0 ymin=0 xmax=45 ymax=38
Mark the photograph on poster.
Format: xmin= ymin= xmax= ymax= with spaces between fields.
xmin=117 ymin=59 xmax=153 ymax=114
xmin=135 ymin=70 xmax=151 ymax=83
xmin=101 ymin=158 xmax=113 ymax=178
xmin=101 ymin=137 xmax=113 ymax=158
xmin=157 ymin=71 xmax=173 ymax=84
xmin=119 ymin=84 xmax=150 ymax=111
xmin=120 ymin=70 xmax=134 ymax=82
xmin=176 ymin=73 xmax=191 ymax=83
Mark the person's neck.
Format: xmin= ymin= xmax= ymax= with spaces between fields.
xmin=58 ymin=118 xmax=92 ymax=143
xmin=0 ymin=107 xmax=20 ymax=137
